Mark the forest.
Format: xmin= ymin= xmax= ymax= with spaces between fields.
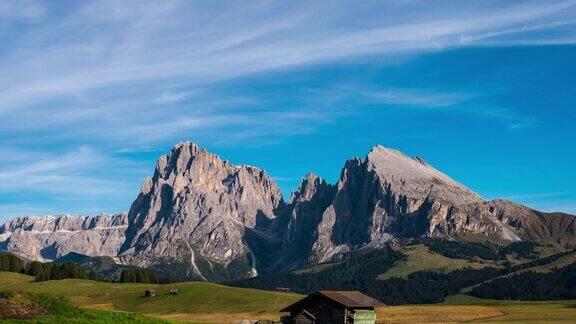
xmin=471 ymin=262 xmax=576 ymax=300
xmin=421 ymin=239 xmax=539 ymax=261
xmin=229 ymin=243 xmax=576 ymax=304
xmin=0 ymin=251 xmax=174 ymax=283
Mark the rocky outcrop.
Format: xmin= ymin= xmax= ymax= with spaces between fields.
xmin=117 ymin=142 xmax=284 ymax=280
xmin=0 ymin=213 xmax=127 ymax=261
xmin=276 ymin=173 xmax=336 ymax=269
xmin=468 ymin=199 xmax=576 ymax=246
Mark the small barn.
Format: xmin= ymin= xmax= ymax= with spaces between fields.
xmin=280 ymin=291 xmax=383 ymax=324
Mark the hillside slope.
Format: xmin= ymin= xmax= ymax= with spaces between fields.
xmin=0 ymin=272 xmax=300 ymax=322
xmin=2 ymin=272 xmax=575 ymax=323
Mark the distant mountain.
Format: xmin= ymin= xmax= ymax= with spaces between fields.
xmin=276 ymin=146 xmax=576 ymax=268
xmin=1 ymin=142 xmax=574 ymax=280
xmin=0 ymin=213 xmax=127 ymax=261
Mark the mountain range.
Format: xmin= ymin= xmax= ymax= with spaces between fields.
xmin=1 ymin=142 xmax=574 ymax=280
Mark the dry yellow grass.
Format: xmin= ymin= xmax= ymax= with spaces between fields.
xmin=376 ymin=305 xmax=502 ymax=323
xmin=159 ymin=312 xmax=282 ymax=323
xmin=472 ymin=303 xmax=576 ymax=323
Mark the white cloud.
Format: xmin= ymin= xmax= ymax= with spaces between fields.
xmin=1 ymin=0 xmax=575 ymax=114
xmin=0 ymin=146 xmax=135 ymax=197
xmin=0 ymin=1 xmax=575 ymax=217
xmin=360 ymin=88 xmax=471 ymax=108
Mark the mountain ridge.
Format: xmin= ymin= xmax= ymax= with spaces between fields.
xmin=1 ymin=141 xmax=574 ymax=280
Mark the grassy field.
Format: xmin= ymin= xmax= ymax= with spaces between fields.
xmin=443 ymin=294 xmax=576 ymax=323
xmin=2 ymin=272 xmax=575 ymax=323
xmin=0 ymin=272 xmax=300 ymax=323
xmin=378 ymin=244 xmax=491 ymax=280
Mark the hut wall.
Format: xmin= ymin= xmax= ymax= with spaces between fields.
xmin=290 ymin=297 xmax=345 ymax=324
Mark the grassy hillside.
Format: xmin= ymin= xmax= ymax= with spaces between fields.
xmin=0 ymin=271 xmax=34 ymax=289
xmin=378 ymin=244 xmax=491 ymax=280
xmin=459 ymin=250 xmax=576 ymax=294
xmin=527 ymin=250 xmax=576 ymax=273
xmin=2 ymin=272 xmax=576 ymax=323
xmin=0 ymin=272 xmax=301 ymax=323
xmin=1 ymin=291 xmax=165 ymax=323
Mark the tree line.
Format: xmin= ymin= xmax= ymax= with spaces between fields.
xmin=119 ymin=268 xmax=181 ymax=284
xmin=0 ymin=252 xmax=24 ymax=272
xmin=1 ymin=253 xmax=91 ymax=282
xmin=228 ymin=245 xmax=576 ymax=305
xmin=228 ymin=247 xmax=504 ymax=304
xmin=26 ymin=261 xmax=89 ymax=281
xmin=421 ymin=239 xmax=540 ymax=261
xmin=0 ymin=251 xmax=179 ymax=284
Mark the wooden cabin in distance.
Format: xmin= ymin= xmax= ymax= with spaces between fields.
xmin=280 ymin=291 xmax=384 ymax=324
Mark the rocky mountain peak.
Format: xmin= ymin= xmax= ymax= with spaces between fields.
xmin=2 ymin=142 xmax=575 ymax=279
xmin=363 ymin=145 xmax=482 ymax=205
xmin=118 ymin=141 xmax=284 ymax=280
xmin=289 ymin=173 xmax=331 ymax=204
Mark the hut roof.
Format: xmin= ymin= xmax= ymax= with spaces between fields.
xmin=281 ymin=291 xmax=384 ymax=312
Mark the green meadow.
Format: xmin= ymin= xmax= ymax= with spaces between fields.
xmin=1 ymin=272 xmax=575 ymax=323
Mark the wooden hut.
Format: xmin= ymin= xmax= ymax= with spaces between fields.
xmin=280 ymin=291 xmax=384 ymax=324
xmin=144 ymin=289 xmax=157 ymax=297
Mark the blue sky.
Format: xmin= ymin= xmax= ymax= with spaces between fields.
xmin=0 ymin=0 xmax=575 ymax=221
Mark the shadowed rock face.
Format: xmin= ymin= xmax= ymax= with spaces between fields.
xmin=1 ymin=142 xmax=575 ymax=279
xmin=276 ymin=173 xmax=337 ymax=269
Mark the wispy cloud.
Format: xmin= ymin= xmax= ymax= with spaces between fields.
xmin=0 ymin=1 xmax=575 ymax=218
xmin=0 ymin=146 xmax=128 ymax=196
xmin=360 ymin=88 xmax=471 ymax=108
xmin=1 ymin=1 xmax=574 ymax=142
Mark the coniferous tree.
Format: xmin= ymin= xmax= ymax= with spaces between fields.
xmin=88 ymin=269 xmax=99 ymax=281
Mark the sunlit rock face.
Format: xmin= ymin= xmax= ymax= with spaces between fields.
xmin=2 ymin=142 xmax=575 ymax=279
xmin=279 ymin=146 xmax=575 ymax=266
xmin=0 ymin=213 xmax=128 ymax=261
xmin=117 ymin=142 xmax=284 ymax=280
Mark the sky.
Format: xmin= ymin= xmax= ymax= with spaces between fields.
xmin=0 ymin=0 xmax=575 ymax=221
